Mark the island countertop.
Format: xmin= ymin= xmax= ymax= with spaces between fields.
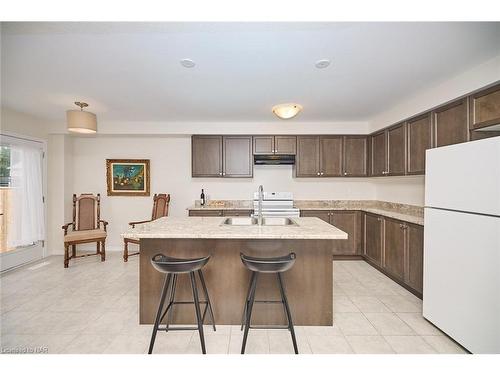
xmin=121 ymin=216 xmax=348 ymax=240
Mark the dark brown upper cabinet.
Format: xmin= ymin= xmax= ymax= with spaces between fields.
xmin=469 ymin=82 xmax=500 ymax=130
xmin=407 ymin=112 xmax=433 ymax=175
xmin=342 ymin=136 xmax=368 ymax=177
xmin=253 ymin=135 xmax=297 ymax=155
xmin=192 ymin=135 xmax=252 ymax=178
xmin=296 ymin=136 xmax=320 ymax=177
xmin=363 ymin=212 xmax=383 ymax=266
xmin=433 ymin=98 xmax=469 ymax=147
xmin=274 ymin=136 xmax=297 ymax=154
xmin=370 ymin=131 xmax=387 ymax=176
xmin=383 ymin=217 xmax=406 ymax=280
xmin=387 ymin=123 xmax=406 ymax=176
xmin=192 ymin=135 xmax=223 ymax=177
xmin=253 ymin=136 xmax=274 ymax=154
xmin=223 ymin=136 xmax=253 ymax=177
xmin=320 ymin=136 xmax=343 ymax=177
xmin=300 ymin=209 xmax=331 ymax=223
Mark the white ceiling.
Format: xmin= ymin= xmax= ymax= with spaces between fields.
xmin=1 ymin=22 xmax=500 ymax=122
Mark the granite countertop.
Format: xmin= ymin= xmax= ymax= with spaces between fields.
xmin=294 ymin=200 xmax=424 ymax=225
xmin=187 ymin=199 xmax=424 ymax=226
xmin=121 ymin=216 xmax=348 ymax=240
xmin=187 ymin=200 xmax=253 ymax=210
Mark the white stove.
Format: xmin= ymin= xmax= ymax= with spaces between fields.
xmin=252 ymin=191 xmax=300 ymax=218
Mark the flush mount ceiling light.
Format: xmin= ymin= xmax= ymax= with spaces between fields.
xmin=66 ymin=102 xmax=97 ymax=134
xmin=272 ymin=103 xmax=303 ymax=120
xmin=180 ymin=58 xmax=196 ymax=68
xmin=315 ymin=59 xmax=331 ymax=69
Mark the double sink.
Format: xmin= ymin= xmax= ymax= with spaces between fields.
xmin=221 ymin=217 xmax=297 ymax=226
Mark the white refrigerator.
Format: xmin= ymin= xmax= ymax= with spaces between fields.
xmin=423 ymin=136 xmax=500 ymax=354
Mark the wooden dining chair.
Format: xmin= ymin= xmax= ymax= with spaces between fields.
xmin=62 ymin=193 xmax=108 ymax=268
xmin=123 ymin=193 xmax=170 ymax=262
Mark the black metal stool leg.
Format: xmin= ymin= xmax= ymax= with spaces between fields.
xmin=148 ymin=273 xmax=172 ymax=354
xmin=277 ymin=273 xmax=298 ymax=354
xmin=240 ymin=272 xmax=256 ymax=331
xmin=241 ymin=272 xmax=258 ymax=354
xmin=197 ymin=270 xmax=216 ymax=332
xmin=190 ymin=271 xmax=206 ymax=354
xmin=165 ymin=274 xmax=178 ymax=331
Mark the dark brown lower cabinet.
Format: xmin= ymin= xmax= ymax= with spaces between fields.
xmin=300 ymin=210 xmax=360 ymax=256
xmin=383 ymin=218 xmax=406 ymax=280
xmin=300 ymin=210 xmax=330 ymax=223
xmin=363 ymin=212 xmax=424 ymax=297
xmin=363 ymin=213 xmax=383 ymax=265
xmin=330 ymin=211 xmax=361 ymax=256
xmin=405 ymin=223 xmax=424 ymax=294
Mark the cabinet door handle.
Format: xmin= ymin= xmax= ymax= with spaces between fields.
xmin=343 ymin=172 xmax=348 ymax=176
xmin=219 ymin=172 xmax=223 ymax=176
xmin=320 ymin=172 xmax=324 ymax=176
xmin=317 ymin=172 xmax=320 ymax=176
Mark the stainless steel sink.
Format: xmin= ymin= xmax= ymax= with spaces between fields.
xmin=221 ymin=217 xmax=297 ymax=226
xmin=261 ymin=217 xmax=297 ymax=226
xmin=222 ymin=217 xmax=258 ymax=226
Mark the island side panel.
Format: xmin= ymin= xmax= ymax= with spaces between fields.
xmin=140 ymin=238 xmax=333 ymax=326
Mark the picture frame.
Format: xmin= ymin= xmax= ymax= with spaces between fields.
xmin=106 ymin=159 xmax=150 ymax=196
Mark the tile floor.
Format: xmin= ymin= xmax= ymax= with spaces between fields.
xmin=0 ymin=253 xmax=467 ymax=354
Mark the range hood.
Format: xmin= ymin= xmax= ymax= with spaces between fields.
xmin=254 ymin=154 xmax=295 ymax=165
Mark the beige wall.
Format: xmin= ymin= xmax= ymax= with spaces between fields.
xmin=1 ymin=106 xmax=51 ymax=140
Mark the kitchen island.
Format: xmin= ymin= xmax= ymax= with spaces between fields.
xmin=122 ymin=216 xmax=347 ymax=326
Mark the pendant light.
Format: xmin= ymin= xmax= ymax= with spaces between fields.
xmin=66 ymin=102 xmax=97 ymax=133
xmin=272 ymin=103 xmax=303 ymax=120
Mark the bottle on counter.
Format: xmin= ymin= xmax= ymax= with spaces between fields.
xmin=200 ymin=189 xmax=205 ymax=206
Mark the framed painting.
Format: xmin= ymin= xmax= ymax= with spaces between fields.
xmin=106 ymin=159 xmax=150 ymax=196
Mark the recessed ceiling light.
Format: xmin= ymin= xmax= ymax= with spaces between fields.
xmin=272 ymin=103 xmax=303 ymax=120
xmin=315 ymin=59 xmax=330 ymax=69
xmin=180 ymin=58 xmax=196 ymax=68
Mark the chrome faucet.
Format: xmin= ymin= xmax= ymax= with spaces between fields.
xmin=257 ymin=185 xmax=264 ymax=226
